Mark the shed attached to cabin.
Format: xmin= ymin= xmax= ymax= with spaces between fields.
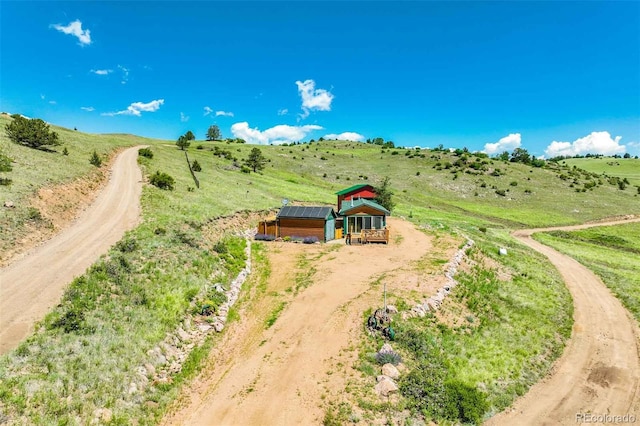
xmin=276 ymin=206 xmax=337 ymax=242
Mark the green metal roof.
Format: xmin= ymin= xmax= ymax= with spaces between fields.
xmin=277 ymin=206 xmax=337 ymax=220
xmin=338 ymin=198 xmax=390 ymax=216
xmin=335 ymin=184 xmax=370 ymax=196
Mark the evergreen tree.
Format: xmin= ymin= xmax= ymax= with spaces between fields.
xmin=374 ymin=176 xmax=396 ymax=212
xmin=245 ymin=147 xmax=267 ymax=172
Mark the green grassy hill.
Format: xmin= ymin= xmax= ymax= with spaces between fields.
xmin=563 ymin=157 xmax=640 ymax=186
xmin=0 ymin=117 xmax=638 ymax=424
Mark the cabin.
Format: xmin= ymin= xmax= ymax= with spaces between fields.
xmin=338 ymin=198 xmax=390 ymax=244
xmin=276 ymin=206 xmax=337 ymax=242
xmin=335 ymin=184 xmax=376 ymax=212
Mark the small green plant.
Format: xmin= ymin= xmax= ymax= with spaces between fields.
xmin=192 ymin=159 xmax=202 ymax=172
xmin=62 ymin=147 xmax=69 ymax=156
xmin=149 ymin=171 xmax=175 ymax=190
xmin=479 ymin=226 xmax=487 ymax=233
xmin=138 ymin=147 xmax=153 ymax=158
xmin=495 ymin=189 xmax=506 ymax=196
xmin=241 ymin=165 xmax=251 ymax=173
xmin=0 ymin=177 xmax=12 ymax=186
xmin=510 ymin=181 xmax=518 ymax=186
xmin=375 ymin=350 xmax=402 ymax=365
xmin=89 ymin=150 xmax=102 ymax=167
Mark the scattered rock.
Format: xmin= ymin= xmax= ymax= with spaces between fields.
xmin=375 ymin=376 xmax=399 ymax=397
xmin=382 ymin=363 xmax=400 ymax=380
xmin=144 ymin=363 xmax=156 ymax=377
xmin=499 ymin=247 xmax=508 ymax=256
xmin=379 ymin=343 xmax=394 ymax=354
xmin=92 ymin=408 xmax=112 ymax=424
xmin=3 ymin=201 xmax=15 ymax=208
xmin=386 ymin=305 xmax=398 ymax=314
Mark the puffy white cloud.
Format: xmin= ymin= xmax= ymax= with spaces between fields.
xmin=51 ymin=20 xmax=92 ymax=45
xmin=296 ymin=79 xmax=334 ymax=119
xmin=91 ymin=69 xmax=112 ymax=75
xmin=231 ymin=122 xmax=322 ymax=145
xmin=204 ymin=106 xmax=213 ymax=116
xmin=278 ymin=108 xmax=289 ymax=116
xmin=483 ymin=133 xmax=522 ymax=155
xmin=323 ymin=132 xmax=365 ymax=142
xmin=545 ymin=131 xmax=626 ymax=157
xmin=180 ymin=112 xmax=189 ymax=122
xmin=81 ymin=106 xmax=95 ymax=112
xmin=215 ymin=110 xmax=234 ymax=117
xmin=102 ymin=99 xmax=164 ymax=117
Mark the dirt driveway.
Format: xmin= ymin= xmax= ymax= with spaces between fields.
xmin=0 ymin=146 xmax=145 ymax=354
xmin=162 ymin=217 xmax=439 ymax=425
xmin=488 ymin=217 xmax=640 ymax=425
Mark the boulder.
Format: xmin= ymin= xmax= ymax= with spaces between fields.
xmin=386 ymin=305 xmax=399 ymax=314
xmin=374 ymin=376 xmax=399 ymax=397
xmin=3 ymin=201 xmax=15 ymax=208
xmin=381 ymin=363 xmax=400 ymax=380
xmin=499 ymin=248 xmax=508 ymax=256
xmin=379 ymin=343 xmax=394 ymax=354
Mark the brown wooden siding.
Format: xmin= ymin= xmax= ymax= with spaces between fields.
xmin=278 ymin=218 xmax=325 ymax=240
xmin=257 ymin=220 xmax=277 ymax=237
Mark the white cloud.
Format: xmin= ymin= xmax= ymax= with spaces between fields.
xmin=40 ymin=94 xmax=45 ymax=100
xmin=48 ymin=100 xmax=57 ymax=105
xmin=545 ymin=131 xmax=626 ymax=157
xmin=180 ymin=112 xmax=189 ymax=122
xmin=118 ymin=65 xmax=129 ymax=84
xmin=51 ymin=20 xmax=91 ymax=45
xmin=296 ymin=79 xmax=334 ymax=119
xmin=81 ymin=106 xmax=95 ymax=112
xmin=91 ymin=69 xmax=112 ymax=75
xmin=231 ymin=122 xmax=322 ymax=145
xmin=483 ymin=133 xmax=522 ymax=155
xmin=323 ymin=132 xmax=365 ymax=142
xmin=215 ymin=110 xmax=234 ymax=117
xmin=102 ymin=99 xmax=164 ymax=117
xmin=278 ymin=108 xmax=289 ymax=116
xmin=204 ymin=106 xmax=213 ymax=116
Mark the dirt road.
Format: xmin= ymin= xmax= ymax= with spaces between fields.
xmin=162 ymin=218 xmax=439 ymax=426
xmin=0 ymin=146 xmax=145 ymax=354
xmin=488 ymin=217 xmax=640 ymax=425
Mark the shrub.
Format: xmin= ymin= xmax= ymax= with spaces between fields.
xmin=196 ymin=144 xmax=204 ymax=150
xmin=375 ymin=350 xmax=402 ymax=365
xmin=254 ymin=233 xmax=276 ymax=241
xmin=192 ymin=159 xmax=202 ymax=172
xmin=510 ymin=181 xmax=518 ymax=186
xmin=5 ymin=114 xmax=61 ymax=150
xmin=495 ymin=189 xmax=506 ymax=196
xmin=149 ymin=171 xmax=175 ymax=190
xmin=443 ymin=380 xmax=489 ymax=424
xmin=479 ymin=227 xmax=487 ymax=233
xmin=89 ymin=150 xmax=102 ymax=167
xmin=62 ymin=147 xmax=69 ymax=156
xmin=115 ymin=237 xmax=138 ymax=253
xmin=241 ymin=165 xmax=251 ymax=174
xmin=138 ymin=147 xmax=153 ymax=158
xmin=303 ymin=236 xmax=319 ymax=244
xmin=0 ymin=177 xmax=12 ymax=186
xmin=0 ymin=151 xmax=12 ymax=172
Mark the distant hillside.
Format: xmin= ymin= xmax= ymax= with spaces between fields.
xmin=563 ymin=157 xmax=640 ymax=186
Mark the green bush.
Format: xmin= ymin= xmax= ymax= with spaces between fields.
xmin=62 ymin=147 xmax=69 ymax=156
xmin=192 ymin=159 xmax=202 ymax=172
xmin=89 ymin=150 xmax=102 ymax=167
xmin=0 ymin=151 xmax=12 ymax=172
xmin=138 ymin=147 xmax=153 ymax=159
xmin=510 ymin=181 xmax=518 ymax=186
xmin=5 ymin=114 xmax=61 ymax=150
xmin=149 ymin=171 xmax=175 ymax=190
xmin=495 ymin=189 xmax=506 ymax=196
xmin=240 ymin=165 xmax=251 ymax=173
xmin=0 ymin=177 xmax=11 ymax=186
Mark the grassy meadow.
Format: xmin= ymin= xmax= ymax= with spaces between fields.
xmin=534 ymin=223 xmax=640 ymax=321
xmin=564 ymin=157 xmax=640 ymax=186
xmin=0 ymin=116 xmax=638 ymax=424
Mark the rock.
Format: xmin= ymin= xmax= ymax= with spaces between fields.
xmin=213 ymin=322 xmax=224 ymax=332
xmin=386 ymin=305 xmax=398 ymax=314
xmin=499 ymin=248 xmax=508 ymax=256
xmin=128 ymin=382 xmax=137 ymax=395
xmin=374 ymin=376 xmax=399 ymax=397
xmin=197 ymin=323 xmax=212 ymax=332
xmin=381 ymin=363 xmax=400 ymax=380
xmin=3 ymin=201 xmax=15 ymax=208
xmin=177 ymin=327 xmax=190 ymax=342
xmin=376 ymin=374 xmax=390 ymax=382
xmin=93 ymin=408 xmax=112 ymax=423
xmin=379 ymin=343 xmax=394 ymax=354
xmin=144 ymin=363 xmax=156 ymax=377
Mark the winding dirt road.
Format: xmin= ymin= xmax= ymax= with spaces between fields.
xmin=0 ymin=146 xmax=145 ymax=354
xmin=488 ymin=217 xmax=640 ymax=425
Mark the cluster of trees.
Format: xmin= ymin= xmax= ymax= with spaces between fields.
xmin=494 ymin=148 xmax=545 ymax=167
xmin=365 ymin=137 xmax=395 ymax=148
xmin=176 ymin=130 xmax=196 ymax=150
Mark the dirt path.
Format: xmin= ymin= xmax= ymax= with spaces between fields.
xmin=0 ymin=146 xmax=145 ymax=354
xmin=162 ymin=218 xmax=436 ymax=426
xmin=488 ymin=216 xmax=640 ymax=425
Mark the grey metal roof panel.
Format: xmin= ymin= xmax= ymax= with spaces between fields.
xmin=277 ymin=206 xmax=336 ymax=219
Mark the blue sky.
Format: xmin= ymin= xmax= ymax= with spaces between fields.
xmin=1 ymin=1 xmax=639 ymax=157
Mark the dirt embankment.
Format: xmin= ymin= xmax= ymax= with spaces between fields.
xmin=488 ymin=217 xmax=640 ymax=425
xmin=0 ymin=146 xmax=146 ymax=354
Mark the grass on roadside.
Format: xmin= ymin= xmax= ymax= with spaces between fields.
xmin=534 ymin=222 xmax=640 ymax=322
